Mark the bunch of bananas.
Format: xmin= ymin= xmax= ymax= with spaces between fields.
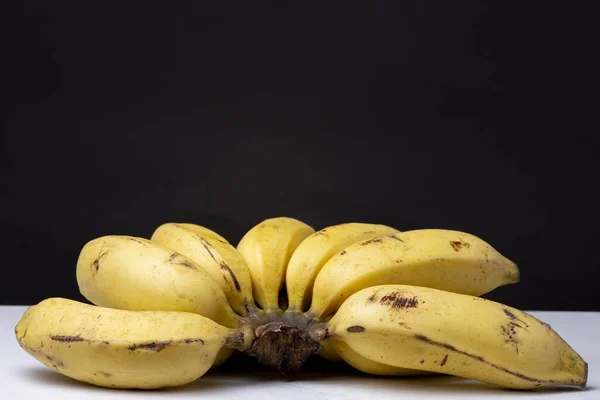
xmin=15 ymin=217 xmax=588 ymax=390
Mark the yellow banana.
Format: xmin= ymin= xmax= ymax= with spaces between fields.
xmin=15 ymin=298 xmax=253 ymax=389
xmin=309 ymin=229 xmax=519 ymax=320
xmin=76 ymin=235 xmax=239 ymax=328
xmin=151 ymin=222 xmax=255 ymax=316
xmin=286 ymin=222 xmax=400 ymax=312
xmin=236 ymin=217 xmax=314 ymax=311
xmin=317 ymin=285 xmax=587 ymax=389
xmin=330 ymin=341 xmax=433 ymax=376
xmin=16 ymin=216 xmax=587 ymax=392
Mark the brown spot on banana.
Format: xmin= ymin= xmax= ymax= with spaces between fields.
xmin=49 ymin=335 xmax=85 ymax=343
xmin=125 ymin=338 xmax=205 ymax=352
xmin=389 ymin=234 xmax=404 ymax=242
xmin=220 ymin=262 xmax=241 ymax=292
xmin=200 ymin=238 xmax=218 ymax=263
xmin=126 ymin=237 xmax=149 ymax=246
xmin=97 ymin=371 xmax=112 ymax=378
xmin=346 ymin=326 xmax=366 ymax=333
xmin=91 ymin=250 xmax=109 ymax=274
xmin=45 ymin=355 xmax=65 ymax=368
xmin=175 ymin=260 xmax=197 ymax=269
xmin=450 ymin=240 xmax=470 ymax=251
xmin=360 ymin=238 xmax=383 ymax=246
xmin=503 ymin=309 xmax=529 ymax=327
xmin=128 ymin=341 xmax=173 ymax=352
xmin=440 ymin=354 xmax=448 ymax=366
xmin=380 ymin=292 xmax=419 ymax=309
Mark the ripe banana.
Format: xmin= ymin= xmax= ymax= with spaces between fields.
xmin=151 ymin=222 xmax=255 ymax=316
xmin=286 ymin=222 xmax=400 ymax=312
xmin=76 ymin=235 xmax=239 ymax=328
xmin=15 ymin=298 xmax=253 ymax=389
xmin=236 ymin=217 xmax=314 ymax=311
xmin=330 ymin=341 xmax=433 ymax=376
xmin=309 ymin=229 xmax=520 ymax=320
xmin=16 ymin=216 xmax=588 ymax=392
xmin=317 ymin=284 xmax=587 ymax=389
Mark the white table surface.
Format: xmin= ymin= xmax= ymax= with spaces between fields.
xmin=1 ymin=306 xmax=597 ymax=399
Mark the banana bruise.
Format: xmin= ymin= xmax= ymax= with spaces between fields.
xmin=236 ymin=217 xmax=314 ymax=311
xmin=151 ymin=223 xmax=255 ymax=316
xmin=15 ymin=298 xmax=253 ymax=389
xmin=321 ymin=285 xmax=587 ymax=389
xmin=309 ymin=229 xmax=520 ymax=320
xmin=76 ymin=235 xmax=239 ymax=328
xmin=286 ymin=222 xmax=400 ymax=312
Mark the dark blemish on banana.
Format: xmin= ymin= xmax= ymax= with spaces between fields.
xmin=346 ymin=326 xmax=365 ymax=333
xmin=127 ymin=238 xmax=147 ymax=246
xmin=128 ymin=341 xmax=173 ymax=352
xmin=200 ymin=238 xmax=218 ymax=263
xmin=183 ymin=338 xmax=205 ymax=344
xmin=367 ymin=293 xmax=378 ymax=302
xmin=509 ymin=321 xmax=524 ymax=329
xmin=50 ymin=358 xmax=65 ymax=368
xmin=450 ymin=240 xmax=470 ymax=251
xmin=98 ymin=371 xmax=112 ymax=378
xmin=102 ymin=341 xmax=110 ymax=345
xmin=50 ymin=335 xmax=85 ymax=343
xmin=169 ymin=253 xmax=179 ymax=261
xmin=414 ymin=334 xmax=553 ymax=384
xmin=92 ymin=250 xmax=109 ymax=273
xmin=340 ymin=250 xmax=347 ymax=255
xmin=440 ymin=354 xmax=448 ymax=366
xmin=380 ymin=292 xmax=419 ymax=309
xmin=220 ymin=262 xmax=241 ymax=291
xmin=389 ymin=235 xmax=404 ymax=242
xmin=420 ymin=360 xmax=425 ymax=364
xmin=360 ymin=238 xmax=383 ymax=246
xmin=502 ymin=322 xmax=524 ymax=355
xmin=503 ymin=309 xmax=529 ymax=327
xmin=176 ymin=260 xmax=197 ymax=270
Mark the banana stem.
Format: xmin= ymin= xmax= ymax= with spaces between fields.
xmin=241 ymin=311 xmax=322 ymax=372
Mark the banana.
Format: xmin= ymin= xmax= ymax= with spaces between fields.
xmin=15 ymin=298 xmax=253 ymax=389
xmin=76 ymin=235 xmax=239 ymax=328
xmin=151 ymin=223 xmax=255 ymax=316
xmin=236 ymin=217 xmax=314 ymax=311
xmin=331 ymin=341 xmax=433 ymax=376
xmin=309 ymin=229 xmax=520 ymax=320
xmin=286 ymin=222 xmax=400 ymax=312
xmin=317 ymin=285 xmax=587 ymax=389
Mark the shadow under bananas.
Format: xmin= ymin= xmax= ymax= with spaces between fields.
xmin=19 ymin=359 xmax=595 ymax=397
xmin=203 ymin=355 xmax=595 ymax=397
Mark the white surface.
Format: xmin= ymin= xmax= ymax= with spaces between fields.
xmin=1 ymin=306 xmax=597 ymax=399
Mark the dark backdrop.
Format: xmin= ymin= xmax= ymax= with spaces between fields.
xmin=2 ymin=1 xmax=598 ymax=310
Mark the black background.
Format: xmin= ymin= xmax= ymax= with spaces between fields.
xmin=2 ymin=2 xmax=598 ymax=310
